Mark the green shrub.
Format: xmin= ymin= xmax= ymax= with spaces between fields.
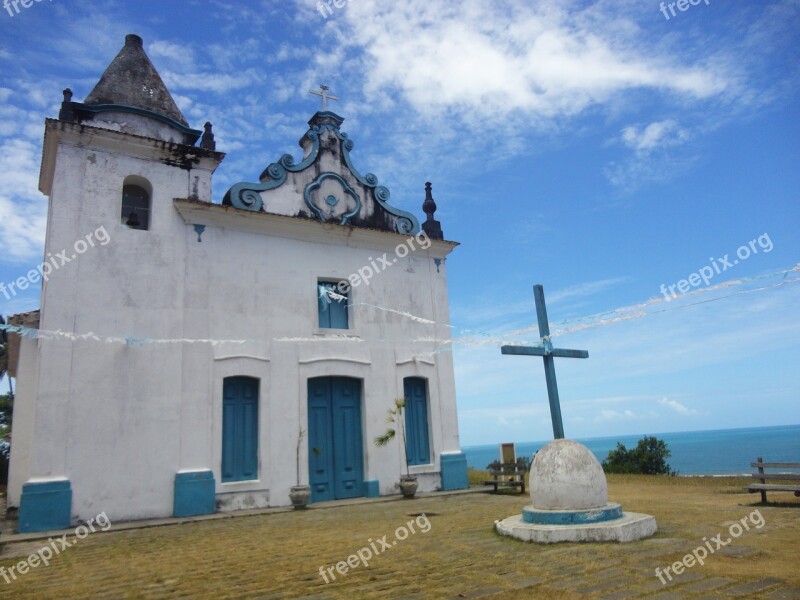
xmin=602 ymin=436 xmax=676 ymax=475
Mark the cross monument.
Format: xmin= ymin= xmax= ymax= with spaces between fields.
xmin=309 ymin=84 xmax=339 ymax=111
xmin=501 ymin=284 xmax=588 ymax=439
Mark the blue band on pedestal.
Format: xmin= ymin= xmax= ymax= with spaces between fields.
xmin=522 ymin=502 xmax=623 ymax=525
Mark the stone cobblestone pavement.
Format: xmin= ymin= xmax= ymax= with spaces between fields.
xmin=0 ymin=477 xmax=797 ymax=599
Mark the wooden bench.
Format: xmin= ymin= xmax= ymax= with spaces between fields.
xmin=746 ymin=457 xmax=800 ymax=503
xmin=484 ymin=464 xmax=526 ymax=494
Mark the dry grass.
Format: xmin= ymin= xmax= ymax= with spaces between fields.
xmin=0 ymin=475 xmax=797 ymax=599
xmin=606 ymin=474 xmax=800 ymax=583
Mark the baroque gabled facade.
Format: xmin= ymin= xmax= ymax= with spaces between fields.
xmin=7 ymin=34 xmax=467 ymax=532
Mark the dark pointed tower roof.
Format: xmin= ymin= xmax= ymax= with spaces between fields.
xmin=84 ymin=34 xmax=188 ymax=126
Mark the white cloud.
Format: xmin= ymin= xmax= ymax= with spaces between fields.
xmin=597 ymin=409 xmax=639 ymax=422
xmin=658 ymin=397 xmax=699 ymax=416
xmin=272 ymin=42 xmax=313 ymax=64
xmin=0 ymin=106 xmax=27 ymax=137
xmin=620 ymin=120 xmax=690 ymax=156
xmin=604 ymin=119 xmax=696 ymax=190
xmin=451 ymin=277 xmax=629 ymax=335
xmin=171 ymin=93 xmax=194 ymax=116
xmin=549 ymin=278 xmax=629 ymax=304
xmin=287 ymin=0 xmax=751 ymax=194
xmin=603 ymin=152 xmax=697 ymax=191
xmin=148 ymin=41 xmax=196 ymax=71
xmin=341 ymin=1 xmax=729 ymax=127
xmin=162 ymin=69 xmax=263 ymax=93
xmin=0 ymin=139 xmax=48 ymax=261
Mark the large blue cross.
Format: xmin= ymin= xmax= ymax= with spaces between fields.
xmin=501 ymin=284 xmax=588 ymax=439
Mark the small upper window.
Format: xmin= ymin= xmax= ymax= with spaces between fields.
xmin=318 ymin=281 xmax=349 ymax=329
xmin=121 ymin=184 xmax=150 ymax=230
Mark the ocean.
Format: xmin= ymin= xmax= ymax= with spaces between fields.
xmin=462 ymin=424 xmax=800 ymax=476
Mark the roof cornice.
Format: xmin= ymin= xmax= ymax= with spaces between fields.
xmin=174 ymin=198 xmax=459 ymax=257
xmin=38 ymin=119 xmax=225 ymax=196
xmin=69 ymin=103 xmax=202 ymax=138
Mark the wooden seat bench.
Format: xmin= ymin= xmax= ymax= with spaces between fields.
xmin=746 ymin=457 xmax=800 ymax=503
xmin=484 ymin=464 xmax=527 ymax=494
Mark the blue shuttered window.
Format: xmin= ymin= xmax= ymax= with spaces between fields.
xmin=403 ymin=377 xmax=431 ymax=466
xmin=222 ymin=376 xmax=259 ymax=482
xmin=318 ymin=281 xmax=349 ymax=329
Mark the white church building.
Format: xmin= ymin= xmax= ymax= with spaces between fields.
xmin=7 ymin=34 xmax=467 ymax=532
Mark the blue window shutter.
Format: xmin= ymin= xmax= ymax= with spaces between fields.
xmin=240 ymin=379 xmax=259 ymax=479
xmin=318 ymin=284 xmax=332 ymax=328
xmin=403 ymin=377 xmax=430 ymax=466
xmin=222 ymin=377 xmax=259 ymax=482
xmin=222 ymin=389 xmax=236 ymax=481
xmin=329 ymin=293 xmax=348 ymax=328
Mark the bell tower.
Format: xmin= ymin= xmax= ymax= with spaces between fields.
xmin=12 ymin=34 xmax=225 ymax=532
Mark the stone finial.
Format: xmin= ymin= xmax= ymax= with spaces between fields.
xmin=423 ymin=182 xmax=436 ymax=216
xmin=59 ymin=88 xmax=74 ymax=121
xmin=200 ymin=122 xmax=216 ymax=151
xmin=125 ymin=34 xmax=143 ymax=47
xmin=421 ymin=182 xmax=443 ymax=240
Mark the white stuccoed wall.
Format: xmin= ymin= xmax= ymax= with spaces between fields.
xmin=9 ymin=115 xmax=462 ymax=524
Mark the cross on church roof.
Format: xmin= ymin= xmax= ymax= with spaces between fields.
xmin=501 ymin=284 xmax=589 ymax=439
xmin=309 ymin=84 xmax=339 ymax=111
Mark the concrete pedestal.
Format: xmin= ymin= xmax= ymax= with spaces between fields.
xmin=494 ymin=439 xmax=657 ymax=544
xmin=496 ymin=511 xmax=657 ymax=543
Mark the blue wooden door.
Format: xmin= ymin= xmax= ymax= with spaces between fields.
xmin=332 ymin=378 xmax=363 ymax=499
xmin=404 ymin=377 xmax=431 ymax=466
xmin=308 ymin=377 xmax=363 ymax=502
xmin=222 ymin=376 xmax=259 ymax=482
xmin=308 ymin=378 xmax=335 ymax=501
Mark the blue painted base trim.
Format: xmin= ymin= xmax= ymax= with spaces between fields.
xmin=363 ymin=480 xmax=380 ymax=498
xmin=522 ymin=503 xmax=623 ymax=525
xmin=440 ymin=452 xmax=468 ymax=491
xmin=173 ymin=471 xmax=216 ymax=517
xmin=18 ymin=480 xmax=72 ymax=533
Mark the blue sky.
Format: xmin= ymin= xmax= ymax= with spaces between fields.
xmin=0 ymin=0 xmax=798 ymax=446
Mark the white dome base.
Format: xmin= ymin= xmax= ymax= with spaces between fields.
xmin=530 ymin=439 xmax=608 ymax=510
xmin=495 ymin=511 xmax=657 ymax=544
